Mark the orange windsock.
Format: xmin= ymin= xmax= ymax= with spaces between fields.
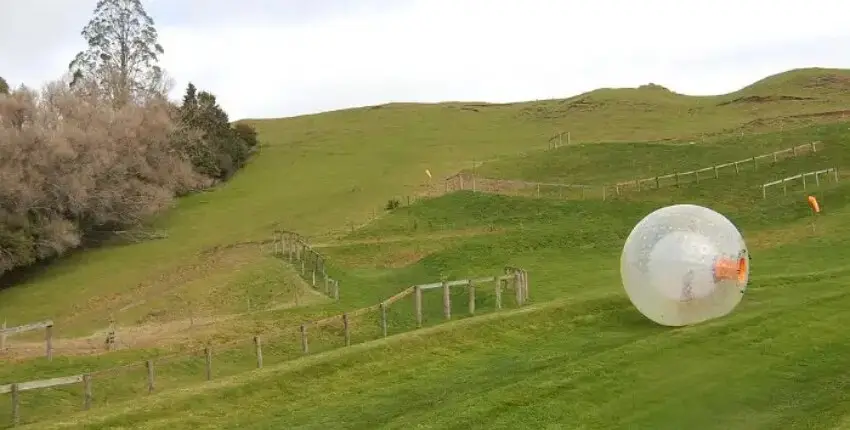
xmin=807 ymin=195 xmax=820 ymax=213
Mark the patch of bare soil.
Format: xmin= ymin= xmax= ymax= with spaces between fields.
xmin=0 ymin=296 xmax=314 ymax=361
xmin=717 ymin=95 xmax=814 ymax=106
xmin=311 ymin=227 xmax=506 ymax=249
xmin=60 ymin=243 xmax=267 ymax=328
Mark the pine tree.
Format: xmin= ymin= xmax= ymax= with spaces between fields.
xmin=0 ymin=76 xmax=8 ymax=95
xmin=182 ymin=83 xmax=198 ymax=111
xmin=68 ymin=0 xmax=165 ymax=105
xmin=176 ymin=83 xmax=255 ymax=180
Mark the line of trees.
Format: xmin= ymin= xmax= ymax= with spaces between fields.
xmin=0 ymin=0 xmax=258 ymax=278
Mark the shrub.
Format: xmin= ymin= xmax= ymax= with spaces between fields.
xmin=0 ymin=80 xmax=206 ymax=276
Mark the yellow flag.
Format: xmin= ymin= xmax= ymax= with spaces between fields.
xmin=425 ymin=169 xmax=432 ymax=178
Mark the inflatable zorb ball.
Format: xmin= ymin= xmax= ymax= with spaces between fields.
xmin=620 ymin=204 xmax=749 ymax=327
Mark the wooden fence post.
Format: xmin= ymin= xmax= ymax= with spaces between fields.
xmin=10 ymin=383 xmax=18 ymax=426
xmin=734 ymin=162 xmax=739 ymax=174
xmin=442 ymin=281 xmax=451 ymax=320
xmin=601 ymin=186 xmax=607 ymax=201
xmin=495 ymin=278 xmax=503 ymax=310
xmin=762 ymin=185 xmax=767 ymax=199
xmin=522 ymin=270 xmax=530 ymax=303
xmin=468 ymin=282 xmax=476 ymax=315
xmin=782 ymin=179 xmax=787 ymax=195
xmin=414 ymin=286 xmax=423 ymax=328
xmin=713 ymin=166 xmax=718 ymax=178
xmin=83 ymin=375 xmax=92 ymax=410
xmin=300 ymin=324 xmax=309 ymax=354
xmin=1 ymin=318 xmax=6 ymax=351
xmin=333 ymin=280 xmax=340 ymax=301
xmin=324 ymin=270 xmax=329 ymax=294
xmin=380 ymin=302 xmax=388 ymax=337
xmin=106 ymin=319 xmax=116 ymax=352
xmin=204 ymin=347 xmax=212 ymax=381
xmin=287 ymin=236 xmax=293 ymax=263
xmin=45 ymin=324 xmax=53 ymax=361
xmin=146 ymin=360 xmax=155 ymax=393
xmin=514 ymin=272 xmax=523 ymax=306
xmin=254 ymin=336 xmax=263 ymax=369
xmin=752 ymin=156 xmax=757 ymax=170
xmin=343 ymin=313 xmax=351 ymax=346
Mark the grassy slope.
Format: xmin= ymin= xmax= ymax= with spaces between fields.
xmin=473 ymin=127 xmax=832 ymax=186
xmin=35 ymin=168 xmax=850 ymax=429
xmin=3 ymin=68 xmax=850 ymax=428
xmin=2 ymin=68 xmax=850 ymax=336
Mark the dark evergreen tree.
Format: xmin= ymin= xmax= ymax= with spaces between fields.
xmin=182 ymin=83 xmax=198 ymax=112
xmin=176 ymin=84 xmax=254 ymax=180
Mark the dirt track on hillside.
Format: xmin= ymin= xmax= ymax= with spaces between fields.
xmin=310 ymin=227 xmax=506 ymax=249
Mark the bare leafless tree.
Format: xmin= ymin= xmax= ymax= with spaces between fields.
xmin=0 ymin=79 xmax=208 ymax=275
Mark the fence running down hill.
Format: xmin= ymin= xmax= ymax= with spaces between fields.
xmin=612 ymin=141 xmax=821 ymax=192
xmin=444 ymin=142 xmax=823 ymax=200
xmin=762 ymin=167 xmax=840 ymax=199
xmin=272 ymin=230 xmax=340 ymax=300
xmin=0 ymin=264 xmax=528 ymax=427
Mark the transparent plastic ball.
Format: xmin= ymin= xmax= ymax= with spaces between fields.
xmin=620 ymin=204 xmax=749 ymax=327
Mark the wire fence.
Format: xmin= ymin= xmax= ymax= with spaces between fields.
xmin=444 ymin=142 xmax=823 ymax=200
xmin=0 ymin=267 xmax=529 ymax=428
xmin=761 ymin=167 xmax=841 ymax=199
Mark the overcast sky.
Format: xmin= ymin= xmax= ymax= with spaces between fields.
xmin=3 ymin=0 xmax=850 ymax=120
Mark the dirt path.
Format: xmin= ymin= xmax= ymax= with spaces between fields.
xmin=311 ymin=227 xmax=507 ymax=249
xmin=1 ymin=287 xmax=329 ymax=361
xmin=1 ymin=229 xmax=502 ymax=360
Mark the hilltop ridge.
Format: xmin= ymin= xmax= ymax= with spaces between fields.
xmin=239 ymin=67 xmax=850 ymax=122
xmin=2 ymin=67 xmax=850 ymax=338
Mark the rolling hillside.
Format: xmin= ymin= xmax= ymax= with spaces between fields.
xmin=30 ymin=161 xmax=850 ymax=429
xmin=3 ymin=67 xmax=850 ymax=429
xmin=2 ymin=68 xmax=850 ymax=336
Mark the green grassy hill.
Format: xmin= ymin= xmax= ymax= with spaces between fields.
xmin=3 ymin=67 xmax=850 ymax=429
xmin=31 ymin=175 xmax=850 ymax=429
xmin=3 ymin=67 xmax=850 ymax=337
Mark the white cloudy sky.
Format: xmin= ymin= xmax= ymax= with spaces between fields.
xmin=3 ymin=0 xmax=850 ymax=120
